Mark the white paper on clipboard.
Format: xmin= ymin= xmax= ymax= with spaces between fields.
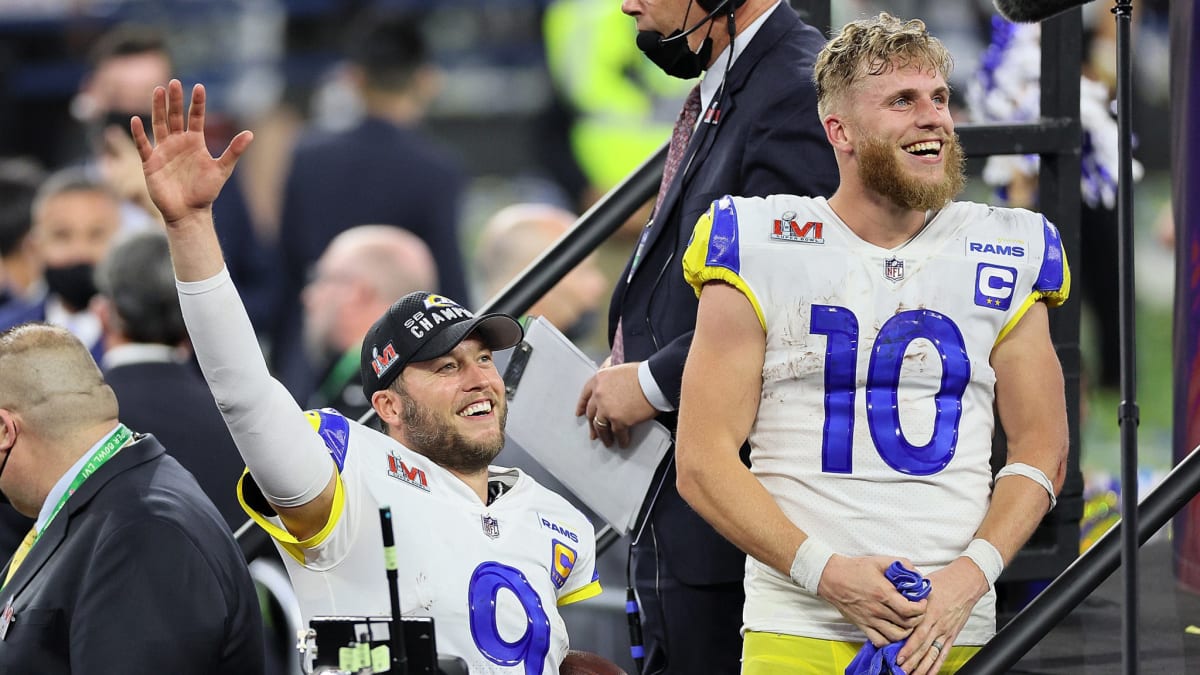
xmin=501 ymin=316 xmax=671 ymax=535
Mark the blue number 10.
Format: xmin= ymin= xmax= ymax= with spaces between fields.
xmin=810 ymin=305 xmax=970 ymax=476
xmin=468 ymin=561 xmax=551 ymax=674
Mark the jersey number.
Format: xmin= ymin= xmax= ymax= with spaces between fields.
xmin=810 ymin=305 xmax=970 ymax=475
xmin=468 ymin=561 xmax=551 ymax=674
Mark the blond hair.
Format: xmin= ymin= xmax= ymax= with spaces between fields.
xmin=0 ymin=324 xmax=117 ymax=440
xmin=814 ymin=13 xmax=954 ymax=118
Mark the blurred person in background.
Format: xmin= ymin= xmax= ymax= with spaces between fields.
xmin=302 ymin=224 xmax=438 ymax=421
xmin=0 ymin=168 xmax=121 ymax=361
xmin=0 ymin=159 xmax=46 ymax=314
xmin=273 ymin=10 xmax=470 ymax=404
xmin=71 ymin=23 xmax=277 ymax=332
xmin=474 ymin=203 xmax=607 ymax=352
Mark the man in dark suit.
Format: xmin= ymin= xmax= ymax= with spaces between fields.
xmin=93 ymin=231 xmax=247 ymax=531
xmin=0 ymin=323 xmax=263 ymax=673
xmin=576 ymin=1 xmax=839 ymax=672
xmin=273 ymin=12 xmax=469 ymax=403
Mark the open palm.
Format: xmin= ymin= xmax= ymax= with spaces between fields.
xmin=133 ymin=79 xmax=253 ymax=225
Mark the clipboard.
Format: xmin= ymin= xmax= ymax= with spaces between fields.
xmin=501 ymin=317 xmax=671 ymax=535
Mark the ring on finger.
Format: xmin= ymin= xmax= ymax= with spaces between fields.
xmin=593 ymin=417 xmax=610 ymax=428
xmin=931 ymin=639 xmax=944 ymax=653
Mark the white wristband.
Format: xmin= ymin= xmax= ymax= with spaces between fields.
xmin=996 ymin=462 xmax=1057 ymax=510
xmin=790 ymin=538 xmax=835 ymax=595
xmin=959 ymin=538 xmax=1005 ymax=588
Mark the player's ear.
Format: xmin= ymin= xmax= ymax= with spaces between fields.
xmin=825 ymin=113 xmax=852 ymax=153
xmin=371 ymin=388 xmax=404 ymax=429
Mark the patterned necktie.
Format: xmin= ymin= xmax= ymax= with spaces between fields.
xmin=651 ymin=83 xmax=704 ymax=220
xmin=612 ymin=84 xmax=704 ymax=366
xmin=4 ymin=528 xmax=36 ymax=586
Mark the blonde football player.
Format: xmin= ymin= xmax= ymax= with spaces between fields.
xmin=675 ymin=13 xmax=1069 ymax=675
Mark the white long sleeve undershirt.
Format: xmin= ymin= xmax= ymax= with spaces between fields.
xmin=177 ymin=267 xmax=334 ymax=508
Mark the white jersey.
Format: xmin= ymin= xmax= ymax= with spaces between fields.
xmin=240 ymin=411 xmax=601 ymax=675
xmin=682 ymin=195 xmax=1069 ymax=644
xmin=179 ymin=271 xmax=600 ymax=675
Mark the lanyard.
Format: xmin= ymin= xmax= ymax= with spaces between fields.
xmin=316 ymin=348 xmax=360 ymax=404
xmin=37 ymin=424 xmax=131 ymax=541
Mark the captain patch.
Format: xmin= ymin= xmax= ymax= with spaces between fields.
xmin=551 ymin=540 xmax=578 ymax=589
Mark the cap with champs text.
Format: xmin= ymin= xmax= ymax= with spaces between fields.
xmin=360 ymin=292 xmax=524 ymax=397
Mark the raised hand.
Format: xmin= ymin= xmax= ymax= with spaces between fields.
xmin=132 ymin=79 xmax=252 ymax=227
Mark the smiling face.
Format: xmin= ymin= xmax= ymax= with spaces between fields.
xmin=390 ymin=335 xmax=507 ymax=473
xmin=839 ymin=63 xmax=964 ymax=211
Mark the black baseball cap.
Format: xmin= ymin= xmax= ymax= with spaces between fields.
xmin=360 ymin=292 xmax=524 ymax=397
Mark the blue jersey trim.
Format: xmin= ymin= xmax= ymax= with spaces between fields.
xmin=705 ymin=195 xmax=741 ymax=275
xmin=1035 ymin=216 xmax=1065 ymax=293
xmin=305 ymin=408 xmax=351 ymax=472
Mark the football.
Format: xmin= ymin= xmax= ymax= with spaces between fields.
xmin=559 ymin=650 xmax=628 ymax=675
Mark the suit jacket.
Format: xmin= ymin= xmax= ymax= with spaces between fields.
xmin=272 ymin=115 xmax=470 ymax=402
xmin=610 ymin=4 xmax=840 ymax=584
xmin=0 ymin=435 xmax=263 ymax=674
xmin=104 ymin=358 xmax=248 ymax=531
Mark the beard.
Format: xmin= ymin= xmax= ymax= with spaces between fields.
xmin=398 ymin=388 xmax=506 ymax=474
xmin=857 ymin=132 xmax=966 ymax=212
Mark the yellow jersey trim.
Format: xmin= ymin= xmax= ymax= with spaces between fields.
xmin=996 ymin=252 xmax=1071 ymax=346
xmin=682 ymin=204 xmax=768 ymax=331
xmin=557 ymin=580 xmax=603 ymax=607
xmin=237 ymin=468 xmax=347 ymax=564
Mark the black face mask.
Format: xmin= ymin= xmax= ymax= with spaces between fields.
xmin=636 ymin=29 xmax=714 ymax=80
xmin=44 ymin=263 xmax=98 ymax=312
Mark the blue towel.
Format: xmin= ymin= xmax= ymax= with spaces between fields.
xmin=844 ymin=562 xmax=932 ymax=675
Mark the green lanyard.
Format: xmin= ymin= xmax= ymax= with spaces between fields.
xmin=316 ymin=348 xmax=361 ymax=404
xmin=37 ymin=424 xmax=131 ymax=541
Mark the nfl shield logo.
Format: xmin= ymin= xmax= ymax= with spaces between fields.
xmin=481 ymin=515 xmax=500 ymax=539
xmin=883 ymin=257 xmax=905 ymax=282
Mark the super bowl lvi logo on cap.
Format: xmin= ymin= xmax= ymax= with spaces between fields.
xmin=370 ymin=343 xmax=399 ymax=378
xmin=360 ymin=290 xmax=525 ymax=398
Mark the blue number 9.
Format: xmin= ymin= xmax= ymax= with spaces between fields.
xmin=468 ymin=561 xmax=551 ymax=674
